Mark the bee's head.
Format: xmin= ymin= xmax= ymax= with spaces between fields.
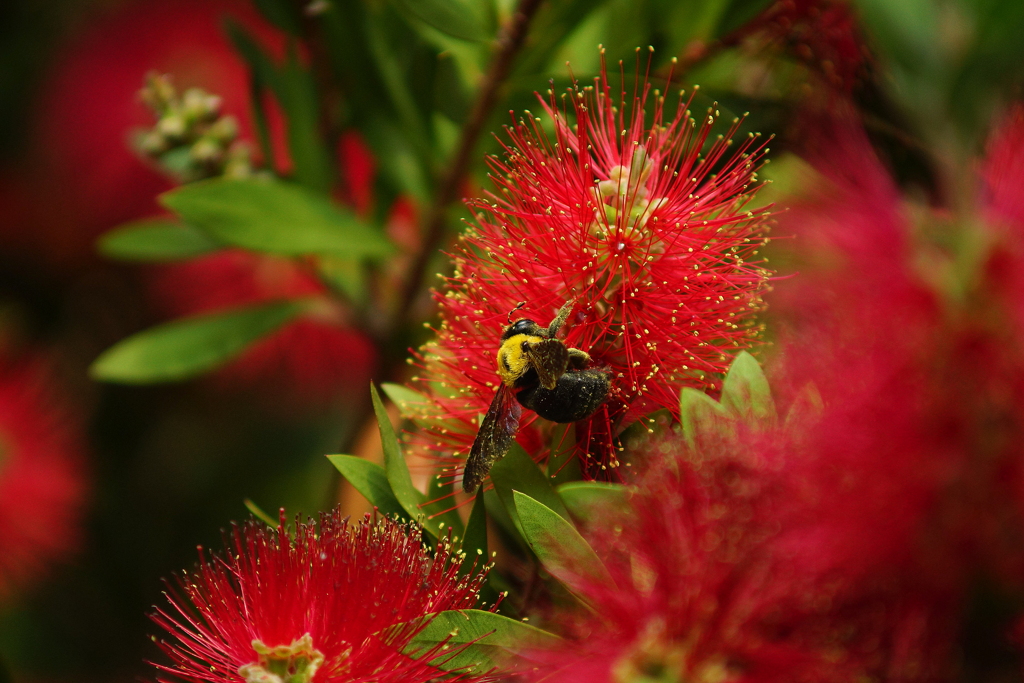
xmin=501 ymin=318 xmax=545 ymax=340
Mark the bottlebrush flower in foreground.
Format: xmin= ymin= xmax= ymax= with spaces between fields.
xmin=0 ymin=355 xmax=86 ymax=600
xmin=526 ymin=434 xmax=839 ymax=683
xmin=411 ymin=55 xmax=771 ymax=481
xmin=530 ymin=413 xmax=959 ymax=682
xmin=150 ymin=510 xmax=494 ymax=683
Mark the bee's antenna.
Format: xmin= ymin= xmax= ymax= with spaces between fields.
xmin=507 ymin=301 xmax=526 ymax=324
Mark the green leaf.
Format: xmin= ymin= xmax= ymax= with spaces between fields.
xmin=425 ymin=465 xmax=465 ymax=539
xmin=715 ymin=0 xmax=776 ymax=36
xmin=406 ymin=609 xmax=561 ymax=672
xmin=547 ymin=422 xmax=582 ymax=485
xmin=277 ymin=48 xmax=336 ymax=193
xmin=315 ymin=256 xmax=367 ymax=305
xmin=225 ymin=21 xmax=334 ymax=192
xmin=251 ymin=0 xmax=301 ymax=35
xmin=326 ymin=454 xmax=407 ymax=518
xmin=90 ymin=300 xmax=306 ymax=384
xmin=720 ymin=351 xmax=776 ymax=424
xmin=98 ymin=220 xmax=220 ymax=262
xmin=161 ymin=178 xmax=392 ymax=259
xmin=381 ymin=382 xmax=429 ymax=415
xmin=483 ymin=486 xmax=527 ymax=554
xmin=460 ymin=488 xmax=488 ymax=575
xmin=489 ymin=443 xmax=572 ymax=537
xmin=369 ymin=384 xmax=463 ymax=539
xmin=390 ymin=0 xmax=490 ymax=42
xmin=679 ymin=386 xmax=733 ymax=448
xmin=556 ymin=481 xmax=629 ymax=524
xmin=371 ymin=383 xmax=428 ymax=523
xmin=513 ymin=491 xmax=613 ymax=598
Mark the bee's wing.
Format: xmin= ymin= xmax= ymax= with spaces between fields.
xmin=463 ymin=384 xmax=523 ymax=493
xmin=525 ymin=338 xmax=569 ymax=390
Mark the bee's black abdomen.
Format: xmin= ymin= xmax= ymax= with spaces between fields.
xmin=516 ymin=369 xmax=610 ymax=423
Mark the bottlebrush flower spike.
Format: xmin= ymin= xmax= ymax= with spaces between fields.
xmin=150 ymin=509 xmax=495 ymax=683
xmin=412 ymin=51 xmax=771 ymax=481
xmin=0 ymin=355 xmax=86 ymax=600
xmin=525 ymin=433 xmax=840 ymax=683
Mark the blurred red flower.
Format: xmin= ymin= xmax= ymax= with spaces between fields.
xmin=527 ymin=426 xmax=958 ymax=683
xmin=0 ymin=354 xmax=87 ymax=600
xmin=150 ymin=510 xmax=493 ymax=683
xmin=412 ymin=56 xmax=771 ymax=482
xmin=748 ymin=0 xmax=870 ymax=92
xmin=3 ymin=0 xmax=285 ymax=269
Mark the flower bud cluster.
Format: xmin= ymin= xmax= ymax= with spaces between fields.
xmin=136 ymin=72 xmax=255 ymax=182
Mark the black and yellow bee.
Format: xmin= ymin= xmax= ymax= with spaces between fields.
xmin=462 ymin=301 xmax=611 ymax=493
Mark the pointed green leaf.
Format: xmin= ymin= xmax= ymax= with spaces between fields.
xmin=556 ymin=481 xmax=629 ymax=524
xmin=381 ymin=382 xmax=429 ymax=415
xmin=513 ymin=491 xmax=613 ymax=598
xmin=547 ymin=422 xmax=581 ymax=485
xmin=90 ymin=300 xmax=305 ymax=384
xmin=390 ymin=0 xmax=490 ymax=42
xmin=489 ymin=443 xmax=571 ymax=536
xmin=680 ymin=386 xmax=733 ymax=448
xmin=252 ymin=0 xmax=301 ymax=35
xmin=720 ymin=351 xmax=776 ymax=424
xmin=98 ymin=219 xmax=220 ymax=261
xmin=371 ymin=383 xmax=428 ymax=522
xmin=483 ymin=486 xmax=527 ymax=554
xmin=160 ymin=178 xmax=392 ymax=259
xmin=368 ymin=384 xmax=463 ymax=539
xmin=326 ymin=454 xmax=406 ymax=518
xmin=424 ymin=466 xmax=465 ymax=539
xmin=405 ymin=609 xmax=561 ymax=672
xmin=460 ymin=488 xmax=488 ymax=575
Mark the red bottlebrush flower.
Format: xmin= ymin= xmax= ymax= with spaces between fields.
xmin=526 ymin=434 xmax=853 ymax=683
xmin=767 ymin=115 xmax=959 ymax=584
xmin=0 ymin=355 xmax=87 ymax=600
xmin=980 ymin=105 xmax=1024 ymax=333
xmin=150 ymin=510 xmax=494 ymax=683
xmin=149 ymin=250 xmax=377 ymax=407
xmin=527 ymin=417 xmax=960 ymax=681
xmin=981 ymin=105 xmax=1024 ymax=231
xmin=412 ymin=56 xmax=771 ymax=482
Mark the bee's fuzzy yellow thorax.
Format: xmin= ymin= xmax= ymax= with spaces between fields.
xmin=497 ymin=333 xmax=543 ymax=386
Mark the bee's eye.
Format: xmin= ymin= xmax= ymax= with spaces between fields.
xmin=521 ymin=340 xmax=530 ymax=352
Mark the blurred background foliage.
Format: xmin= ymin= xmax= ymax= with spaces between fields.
xmin=0 ymin=0 xmax=1022 ymax=681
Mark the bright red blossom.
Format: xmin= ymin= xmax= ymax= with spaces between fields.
xmin=0 ymin=355 xmax=87 ymax=599
xmin=151 ymin=510 xmax=493 ymax=683
xmin=413 ymin=58 xmax=771 ymax=480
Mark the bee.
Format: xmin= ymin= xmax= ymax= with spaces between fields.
xmin=462 ymin=300 xmax=611 ymax=493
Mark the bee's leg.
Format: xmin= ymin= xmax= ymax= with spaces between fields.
xmin=566 ymin=347 xmax=592 ymax=369
xmin=546 ymin=300 xmax=575 ymax=337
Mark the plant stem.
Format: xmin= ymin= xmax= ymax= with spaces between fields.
xmin=392 ymin=0 xmax=546 ymax=332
